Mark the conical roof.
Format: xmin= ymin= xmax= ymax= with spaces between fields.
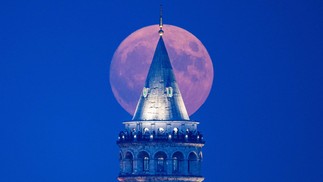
xmin=132 ymin=36 xmax=190 ymax=121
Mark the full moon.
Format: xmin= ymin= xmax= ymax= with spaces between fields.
xmin=110 ymin=24 xmax=213 ymax=116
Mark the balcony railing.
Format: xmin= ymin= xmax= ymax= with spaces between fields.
xmin=117 ymin=131 xmax=205 ymax=144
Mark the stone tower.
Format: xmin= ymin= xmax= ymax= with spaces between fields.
xmin=117 ymin=9 xmax=205 ymax=182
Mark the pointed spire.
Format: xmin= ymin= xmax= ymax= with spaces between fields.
xmin=132 ymin=5 xmax=189 ymax=121
xmin=158 ymin=4 xmax=164 ymax=36
xmin=132 ymin=37 xmax=190 ymax=121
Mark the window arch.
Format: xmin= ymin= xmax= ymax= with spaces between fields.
xmin=154 ymin=151 xmax=167 ymax=173
xmin=188 ymin=152 xmax=198 ymax=174
xmin=172 ymin=151 xmax=184 ymax=174
xmin=124 ymin=152 xmax=133 ymax=174
xmin=138 ymin=151 xmax=150 ymax=172
xmin=199 ymin=152 xmax=203 ymax=161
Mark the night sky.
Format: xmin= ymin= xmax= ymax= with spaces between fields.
xmin=1 ymin=0 xmax=323 ymax=182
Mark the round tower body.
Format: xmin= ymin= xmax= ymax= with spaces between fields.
xmin=117 ymin=121 xmax=204 ymax=182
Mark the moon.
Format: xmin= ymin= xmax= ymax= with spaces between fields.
xmin=110 ymin=24 xmax=213 ymax=116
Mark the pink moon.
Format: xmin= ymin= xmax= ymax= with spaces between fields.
xmin=110 ymin=24 xmax=214 ymax=116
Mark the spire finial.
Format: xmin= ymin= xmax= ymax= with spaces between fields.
xmin=158 ymin=4 xmax=164 ymax=36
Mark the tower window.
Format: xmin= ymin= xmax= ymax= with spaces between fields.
xmin=172 ymin=151 xmax=184 ymax=174
xmin=154 ymin=151 xmax=167 ymax=173
xmin=124 ymin=152 xmax=133 ymax=174
xmin=157 ymin=157 xmax=165 ymax=172
xmin=144 ymin=156 xmax=149 ymax=171
xmin=188 ymin=152 xmax=198 ymax=174
xmin=142 ymin=87 xmax=149 ymax=97
xmin=173 ymin=157 xmax=178 ymax=172
xmin=166 ymin=87 xmax=173 ymax=97
xmin=138 ymin=151 xmax=150 ymax=173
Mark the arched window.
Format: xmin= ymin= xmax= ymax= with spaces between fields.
xmin=172 ymin=151 xmax=184 ymax=174
xmin=124 ymin=152 xmax=133 ymax=174
xmin=154 ymin=151 xmax=167 ymax=173
xmin=144 ymin=156 xmax=149 ymax=171
xmin=188 ymin=152 xmax=198 ymax=174
xmin=138 ymin=151 xmax=150 ymax=172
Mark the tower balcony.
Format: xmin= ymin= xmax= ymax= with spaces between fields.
xmin=117 ymin=131 xmax=205 ymax=144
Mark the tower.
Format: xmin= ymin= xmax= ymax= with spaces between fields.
xmin=117 ymin=8 xmax=205 ymax=182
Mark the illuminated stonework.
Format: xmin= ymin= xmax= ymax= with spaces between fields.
xmin=117 ymin=24 xmax=205 ymax=182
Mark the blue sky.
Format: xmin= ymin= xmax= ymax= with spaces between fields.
xmin=0 ymin=0 xmax=322 ymax=181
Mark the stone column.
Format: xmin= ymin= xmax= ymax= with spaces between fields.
xmin=167 ymin=158 xmax=172 ymax=175
xmin=149 ymin=158 xmax=155 ymax=175
xmin=133 ymin=158 xmax=137 ymax=174
xmin=183 ymin=159 xmax=188 ymax=175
